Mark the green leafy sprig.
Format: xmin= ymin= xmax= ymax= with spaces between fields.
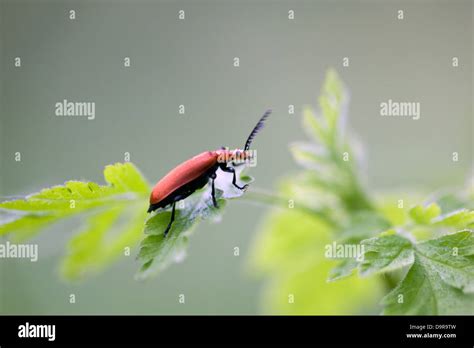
xmin=249 ymin=69 xmax=474 ymax=315
xmin=0 ymin=162 xmax=251 ymax=280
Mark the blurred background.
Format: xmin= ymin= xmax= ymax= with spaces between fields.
xmin=0 ymin=0 xmax=472 ymax=314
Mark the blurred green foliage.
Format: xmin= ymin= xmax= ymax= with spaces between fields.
xmin=0 ymin=163 xmax=149 ymax=279
xmin=248 ymin=70 xmax=474 ymax=315
xmin=249 ymin=209 xmax=383 ymax=314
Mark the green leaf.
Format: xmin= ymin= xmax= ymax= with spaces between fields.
xmin=135 ymin=166 xmax=251 ymax=280
xmin=433 ymin=209 xmax=474 ymax=229
xmin=379 ymin=230 xmax=474 ymax=314
xmin=381 ymin=259 xmax=472 ymax=314
xmin=415 ymin=230 xmax=474 ymax=292
xmin=60 ymin=203 xmax=148 ymax=279
xmin=0 ymin=163 xmax=148 ymax=236
xmin=325 ymin=212 xmax=391 ymax=281
xmin=359 ymin=230 xmax=414 ymax=276
xmin=300 ymin=69 xmax=347 ymax=151
xmin=409 ymin=203 xmax=441 ymax=224
xmin=0 ymin=162 xmax=150 ymax=280
xmin=302 ymin=107 xmax=328 ymax=146
xmin=136 ymin=233 xmax=190 ymax=281
xmin=103 ymin=162 xmax=149 ymax=194
xmin=327 ymin=257 xmax=359 ymax=281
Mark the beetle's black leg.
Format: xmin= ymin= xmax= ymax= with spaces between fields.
xmin=231 ymin=160 xmax=246 ymax=167
xmin=163 ymin=202 xmax=176 ymax=237
xmin=209 ymin=172 xmax=218 ymax=208
xmin=219 ymin=164 xmax=248 ymax=190
xmin=211 ymin=178 xmax=218 ymax=208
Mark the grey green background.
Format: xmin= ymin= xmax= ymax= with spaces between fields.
xmin=0 ymin=0 xmax=472 ymax=314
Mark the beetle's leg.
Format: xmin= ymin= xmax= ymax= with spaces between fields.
xmin=163 ymin=202 xmax=176 ymax=237
xmin=231 ymin=161 xmax=246 ymax=167
xmin=211 ymin=179 xmax=218 ymax=208
xmin=219 ymin=164 xmax=248 ymax=190
xmin=209 ymin=172 xmax=218 ymax=208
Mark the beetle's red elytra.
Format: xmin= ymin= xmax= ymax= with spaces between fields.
xmin=148 ymin=110 xmax=271 ymax=237
xmin=149 ymin=151 xmax=218 ymax=206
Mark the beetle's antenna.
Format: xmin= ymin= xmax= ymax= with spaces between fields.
xmin=243 ymin=109 xmax=271 ymax=151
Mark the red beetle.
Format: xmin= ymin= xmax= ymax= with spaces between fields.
xmin=148 ymin=110 xmax=271 ymax=236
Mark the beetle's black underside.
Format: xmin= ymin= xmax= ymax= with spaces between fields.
xmin=147 ymin=168 xmax=214 ymax=213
